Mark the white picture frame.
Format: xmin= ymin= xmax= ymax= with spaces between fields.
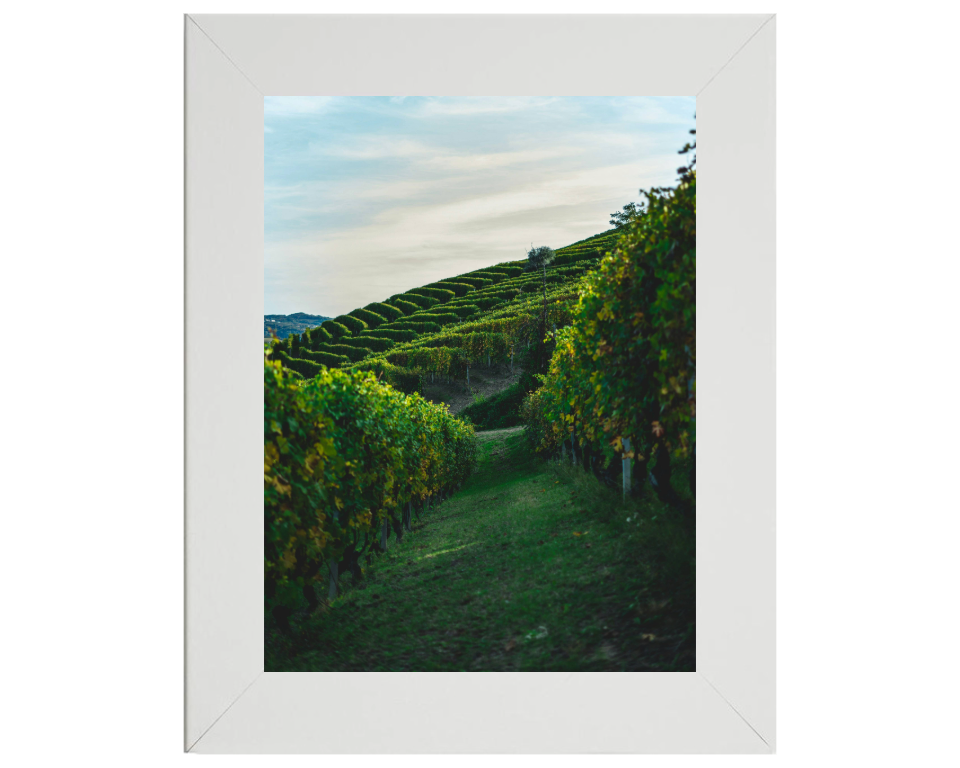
xmin=185 ymin=13 xmax=775 ymax=754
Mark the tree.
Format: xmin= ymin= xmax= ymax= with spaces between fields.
xmin=609 ymin=201 xmax=642 ymax=229
xmin=526 ymin=244 xmax=555 ymax=372
xmin=676 ymin=126 xmax=696 ymax=180
xmin=608 ymin=121 xmax=694 ymax=230
xmin=526 ymin=245 xmax=555 ymax=307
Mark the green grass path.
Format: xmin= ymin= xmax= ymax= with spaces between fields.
xmin=266 ymin=427 xmax=695 ymax=671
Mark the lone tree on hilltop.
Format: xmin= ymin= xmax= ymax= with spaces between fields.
xmin=526 ymin=245 xmax=555 ymax=308
xmin=526 ymin=245 xmax=555 ymax=372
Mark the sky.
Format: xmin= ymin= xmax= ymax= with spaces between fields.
xmin=265 ymin=96 xmax=696 ymax=317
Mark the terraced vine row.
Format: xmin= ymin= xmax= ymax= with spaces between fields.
xmin=522 ymin=166 xmax=696 ymax=513
xmin=264 ymin=356 xmax=478 ymax=627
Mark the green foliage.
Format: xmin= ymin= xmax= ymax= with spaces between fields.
xmin=383 ymin=321 xmax=442 ymax=334
xmin=460 ymin=373 xmax=539 ymax=430
xmin=322 ymin=320 xmax=350 ymax=340
xmin=469 ymin=297 xmax=505 ymax=310
xmin=560 ymin=230 xmax=616 ymax=249
xmin=526 ymin=245 xmax=555 ymax=273
xmin=387 ymin=298 xmax=421 ymax=315
xmin=430 ymin=281 xmax=473 ymax=297
xmin=525 ymin=166 xmax=696 ymax=462
xmin=309 ymin=325 xmax=334 ymax=346
xmin=386 ymin=346 xmax=466 ymax=375
xmin=264 ymin=355 xmax=478 ymax=618
xmin=337 ymin=336 xmax=396 ymax=353
xmin=315 ymin=343 xmax=370 ymax=363
xmin=365 ymin=302 xmax=403 ymax=322
xmin=407 ymin=312 xmax=460 ymax=326
xmin=297 ymin=348 xmax=352 ymax=368
xmin=382 ymin=328 xmax=524 ymax=375
xmin=335 ymin=314 xmax=367 ymax=334
xmin=360 ymin=328 xmax=417 ymax=343
xmin=410 ymin=287 xmax=455 ymax=303
xmin=551 ymin=252 xmax=603 ymax=267
xmin=289 ymin=332 xmax=302 ymax=357
xmin=483 ymin=265 xmax=523 ymax=279
xmin=348 ymin=308 xmax=387 ymax=328
xmin=351 ymin=358 xmax=423 ymax=394
xmin=273 ymin=349 xmax=324 ymax=379
xmin=453 ymin=276 xmax=493 ymax=289
xmin=398 ymin=293 xmax=439 ymax=310
xmin=519 ymin=387 xmax=553 ymax=451
xmin=550 ymin=230 xmax=618 ymax=267
xmin=610 ymin=201 xmax=642 ymax=229
xmin=446 ymin=304 xmax=480 ymax=319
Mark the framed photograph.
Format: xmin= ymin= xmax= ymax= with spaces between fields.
xmin=185 ymin=13 xmax=774 ymax=753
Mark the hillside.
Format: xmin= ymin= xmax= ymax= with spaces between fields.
xmin=267 ymin=229 xmax=620 ymax=422
xmin=264 ymin=312 xmax=331 ymax=341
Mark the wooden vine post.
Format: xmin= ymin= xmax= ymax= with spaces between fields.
xmin=328 ymin=561 xmax=338 ymax=599
xmin=622 ymin=438 xmax=632 ymax=500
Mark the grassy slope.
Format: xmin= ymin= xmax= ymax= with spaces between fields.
xmin=266 ymin=427 xmax=695 ymax=672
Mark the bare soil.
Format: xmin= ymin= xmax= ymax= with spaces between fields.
xmin=421 ymin=363 xmax=524 ymax=415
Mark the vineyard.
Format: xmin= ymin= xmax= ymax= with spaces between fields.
xmin=268 ymin=228 xmax=620 ymax=390
xmin=265 ymin=136 xmax=695 ymax=670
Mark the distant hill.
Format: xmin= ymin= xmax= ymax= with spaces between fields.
xmin=264 ymin=312 xmax=331 ymax=340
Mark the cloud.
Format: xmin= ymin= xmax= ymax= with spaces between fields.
xmin=308 ymin=137 xmax=433 ymax=161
